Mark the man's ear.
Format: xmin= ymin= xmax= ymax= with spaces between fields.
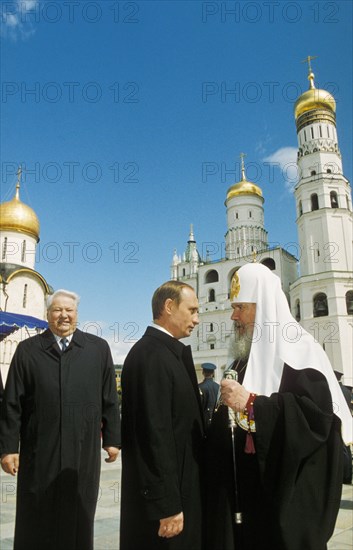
xmin=164 ymin=298 xmax=174 ymax=316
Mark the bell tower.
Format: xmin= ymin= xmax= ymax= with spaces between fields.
xmin=290 ymin=57 xmax=353 ymax=383
xmin=225 ymin=154 xmax=268 ymax=260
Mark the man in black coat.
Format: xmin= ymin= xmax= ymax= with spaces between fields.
xmin=120 ymin=280 xmax=205 ymax=550
xmin=0 ymin=289 xmax=121 ymax=550
xmin=205 ymin=264 xmax=352 ymax=550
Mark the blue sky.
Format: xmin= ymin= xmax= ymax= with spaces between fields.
xmin=1 ymin=0 xmax=352 ymax=362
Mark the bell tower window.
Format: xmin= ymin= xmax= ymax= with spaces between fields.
xmin=346 ymin=291 xmax=353 ymax=315
xmin=313 ymin=293 xmax=328 ymax=317
xmin=330 ymin=191 xmax=338 ymax=208
xmin=311 ymin=193 xmax=319 ymax=211
xmin=295 ymin=299 xmax=301 ymax=321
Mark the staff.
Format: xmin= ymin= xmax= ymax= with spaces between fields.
xmin=215 ymin=368 xmax=243 ymax=525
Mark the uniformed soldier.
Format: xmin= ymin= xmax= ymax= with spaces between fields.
xmin=198 ymin=363 xmax=219 ymax=426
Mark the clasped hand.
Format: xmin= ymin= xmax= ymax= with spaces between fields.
xmin=221 ymin=379 xmax=250 ymax=412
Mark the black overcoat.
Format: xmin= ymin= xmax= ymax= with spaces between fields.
xmin=205 ymin=365 xmax=343 ymax=550
xmin=120 ymin=326 xmax=205 ymax=550
xmin=0 ymin=328 xmax=121 ymax=550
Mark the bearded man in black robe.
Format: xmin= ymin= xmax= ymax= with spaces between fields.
xmin=205 ymin=263 xmax=352 ymax=550
xmin=0 ymin=289 xmax=121 ymax=550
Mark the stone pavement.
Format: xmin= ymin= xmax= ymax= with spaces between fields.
xmin=0 ymin=450 xmax=352 ymax=549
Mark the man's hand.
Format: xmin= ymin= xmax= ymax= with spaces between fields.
xmin=158 ymin=512 xmax=184 ymax=538
xmin=221 ymin=379 xmax=250 ymax=412
xmin=103 ymin=446 xmax=120 ymax=463
xmin=1 ymin=453 xmax=19 ymax=476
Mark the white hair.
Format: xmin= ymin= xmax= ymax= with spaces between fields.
xmin=46 ymin=289 xmax=80 ymax=310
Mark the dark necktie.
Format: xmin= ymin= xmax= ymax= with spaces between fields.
xmin=60 ymin=337 xmax=69 ymax=352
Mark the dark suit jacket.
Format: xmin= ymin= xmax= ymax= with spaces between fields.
xmin=0 ymin=328 xmax=121 ymax=550
xmin=120 ymin=326 xmax=205 ymax=550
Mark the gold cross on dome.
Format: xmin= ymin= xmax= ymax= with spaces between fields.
xmin=301 ymin=55 xmax=318 ymax=74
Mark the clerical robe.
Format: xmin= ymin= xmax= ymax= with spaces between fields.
xmin=205 ymin=364 xmax=343 ymax=550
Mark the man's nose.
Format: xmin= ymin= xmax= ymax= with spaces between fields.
xmin=231 ymin=309 xmax=238 ymax=320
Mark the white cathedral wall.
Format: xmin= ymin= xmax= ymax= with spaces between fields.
xmin=2 ymin=274 xmax=47 ymax=319
xmin=0 ymin=230 xmax=37 ymax=270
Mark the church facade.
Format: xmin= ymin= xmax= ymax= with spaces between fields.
xmin=0 ymin=174 xmax=52 ymax=383
xmin=171 ymin=67 xmax=353 ymax=386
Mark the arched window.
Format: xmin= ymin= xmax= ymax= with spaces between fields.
xmin=2 ymin=237 xmax=7 ymax=260
xmin=21 ymin=240 xmax=26 ymax=262
xmin=311 ymin=193 xmax=319 ymax=211
xmin=311 ymin=170 xmax=316 ymax=176
xmin=298 ymin=200 xmax=303 ymax=216
xmin=313 ymin=293 xmax=328 ymax=317
xmin=208 ymin=289 xmax=215 ymax=302
xmin=261 ymin=258 xmax=276 ymax=271
xmin=327 ymin=169 xmax=332 ymax=174
xmin=346 ymin=291 xmax=353 ymax=315
xmin=330 ymin=191 xmax=338 ymax=208
xmin=23 ymin=284 xmax=28 ymax=308
xmin=205 ymin=270 xmax=219 ymax=284
xmin=295 ymin=299 xmax=301 ymax=321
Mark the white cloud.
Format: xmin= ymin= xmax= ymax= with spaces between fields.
xmin=108 ymin=339 xmax=135 ymax=365
xmin=1 ymin=0 xmax=38 ymax=41
xmin=263 ymin=147 xmax=299 ymax=192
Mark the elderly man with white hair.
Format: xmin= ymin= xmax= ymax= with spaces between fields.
xmin=205 ymin=263 xmax=352 ymax=550
xmin=0 ymin=289 xmax=121 ymax=550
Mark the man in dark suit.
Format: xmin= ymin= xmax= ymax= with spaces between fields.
xmin=0 ymin=289 xmax=121 ymax=550
xmin=120 ymin=280 xmax=205 ymax=550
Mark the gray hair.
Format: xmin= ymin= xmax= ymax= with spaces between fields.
xmin=46 ymin=289 xmax=80 ymax=310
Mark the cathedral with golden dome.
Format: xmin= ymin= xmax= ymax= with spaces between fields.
xmin=0 ymin=169 xmax=52 ymax=383
xmin=171 ymin=61 xmax=353 ymax=385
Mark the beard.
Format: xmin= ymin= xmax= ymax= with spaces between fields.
xmin=228 ymin=323 xmax=253 ymax=362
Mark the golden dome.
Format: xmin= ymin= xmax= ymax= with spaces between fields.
xmin=226 ymin=156 xmax=263 ymax=202
xmin=294 ymin=71 xmax=336 ymax=120
xmin=0 ymin=183 xmax=40 ymax=241
xmin=226 ymin=178 xmax=263 ymax=201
